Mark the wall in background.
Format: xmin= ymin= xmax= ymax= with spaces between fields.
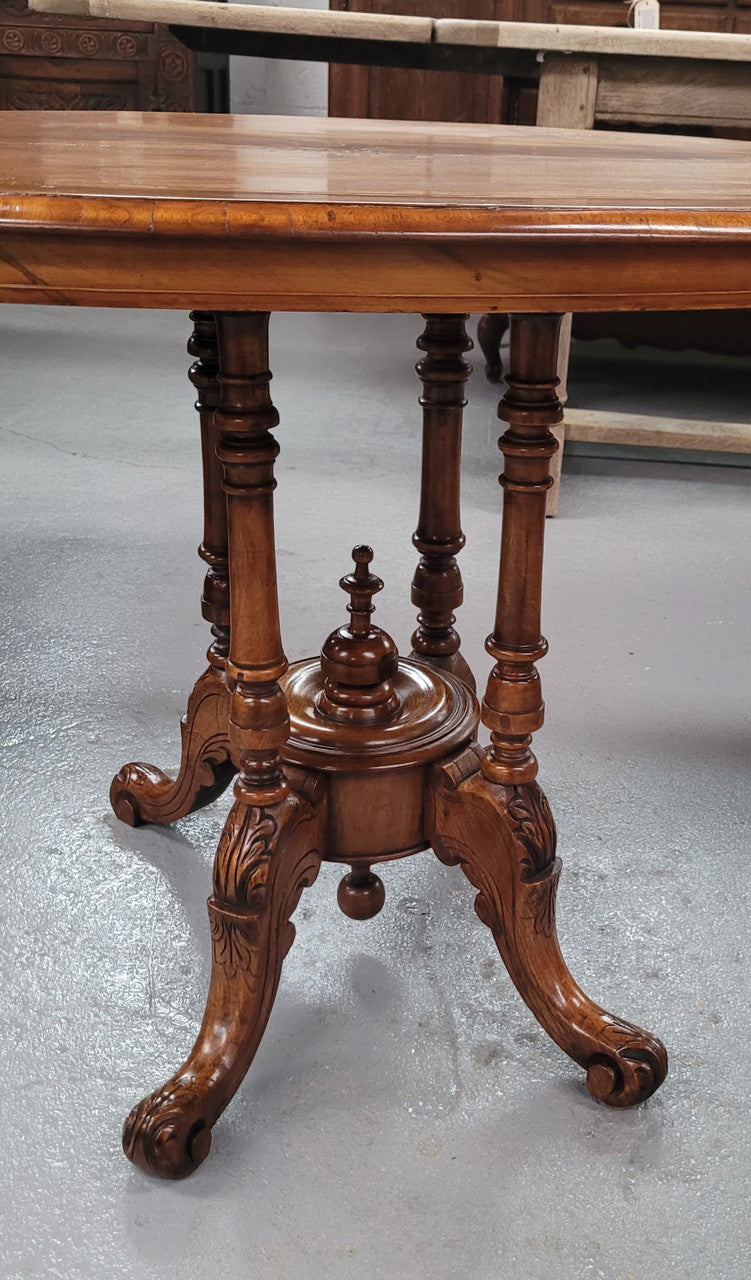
xmin=229 ymin=0 xmax=329 ymax=114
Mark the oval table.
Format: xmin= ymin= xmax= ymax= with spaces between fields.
xmin=2 ymin=111 xmax=749 ymax=1179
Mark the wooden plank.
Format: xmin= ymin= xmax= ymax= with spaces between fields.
xmin=174 ymin=25 xmax=538 ymax=75
xmin=595 ymin=57 xmax=751 ymax=127
xmin=435 ymin=17 xmax=751 ymax=61
xmin=536 ymin=51 xmax=598 ymax=127
xmin=564 ymin=408 xmax=751 ymax=453
xmin=27 ymin=2 xmax=751 ymax=63
xmin=30 ymin=0 xmax=434 ymax=43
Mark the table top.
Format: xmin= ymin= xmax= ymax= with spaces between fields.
xmin=2 ymin=112 xmax=751 ymax=241
xmin=2 ymin=113 xmax=750 ymax=312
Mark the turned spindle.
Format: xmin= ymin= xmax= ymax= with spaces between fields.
xmin=190 ymin=309 xmax=230 ymax=666
xmin=481 ymin=313 xmax=562 ymax=787
xmin=214 ymin=311 xmax=290 ymax=806
xmin=410 ymin=314 xmax=474 ymax=688
xmin=109 ymin=309 xmax=236 ymax=828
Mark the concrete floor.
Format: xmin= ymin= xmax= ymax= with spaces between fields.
xmin=1 ymin=306 xmax=749 ymax=1280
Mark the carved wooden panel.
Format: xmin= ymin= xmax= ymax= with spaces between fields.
xmin=0 ymin=0 xmax=194 ymax=110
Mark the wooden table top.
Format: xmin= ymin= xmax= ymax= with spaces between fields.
xmin=2 ymin=113 xmax=750 ymax=311
xmin=3 ymin=113 xmax=751 ymax=238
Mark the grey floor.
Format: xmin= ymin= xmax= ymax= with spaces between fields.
xmin=1 ymin=307 xmax=749 ymax=1280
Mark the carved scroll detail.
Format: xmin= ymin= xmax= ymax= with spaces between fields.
xmin=110 ymin=666 xmax=234 ymax=827
xmin=429 ymin=761 xmax=667 ymax=1107
xmin=123 ymin=788 xmax=325 ymax=1179
xmin=122 ymin=1079 xmax=206 ymax=1180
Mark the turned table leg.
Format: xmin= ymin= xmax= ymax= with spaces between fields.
xmin=429 ymin=313 xmax=667 ymax=1106
xmin=410 ymin=314 xmax=475 ymax=689
xmin=110 ymin=311 xmax=235 ymax=826
xmin=123 ymin=313 xmax=325 ymax=1178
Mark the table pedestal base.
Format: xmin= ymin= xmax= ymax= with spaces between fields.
xmin=113 ymin=308 xmax=667 ymax=1180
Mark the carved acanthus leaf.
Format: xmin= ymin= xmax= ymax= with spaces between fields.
xmin=213 ymin=804 xmax=277 ymax=907
xmin=210 ymin=909 xmax=258 ymax=980
xmin=526 ymin=859 xmax=561 ymax=938
xmin=508 ymin=785 xmax=557 ymax=880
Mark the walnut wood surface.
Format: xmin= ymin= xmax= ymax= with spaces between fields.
xmin=3 ymin=111 xmax=751 ymax=213
xmin=425 ymin=315 xmax=667 ymax=1108
xmin=429 ymin=752 xmax=668 ymax=1108
xmin=111 ymin=665 xmax=234 ymax=826
xmin=110 ymin=310 xmax=235 ymax=827
xmin=1 ymin=113 xmax=751 ymax=312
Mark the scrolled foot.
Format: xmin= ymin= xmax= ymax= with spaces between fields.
xmin=122 ymin=1077 xmax=212 ymax=1180
xmin=585 ymin=1021 xmax=668 ymax=1108
xmin=123 ymin=787 xmax=324 ymax=1178
xmin=429 ymin=752 xmax=668 ymax=1108
xmin=111 ymin=666 xmax=234 ymax=827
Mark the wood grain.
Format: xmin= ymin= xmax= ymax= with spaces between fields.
xmin=30 ymin=0 xmax=434 ymax=42
xmin=536 ymin=51 xmax=598 ymax=127
xmin=564 ymin=408 xmax=751 ymax=453
xmin=595 ymin=56 xmax=751 ymax=127
xmin=3 ymin=112 xmax=751 ymax=214
xmin=435 ymin=16 xmax=751 ymax=60
xmin=1 ymin=113 xmax=751 ymax=312
xmin=28 ymin=0 xmax=751 ymax=62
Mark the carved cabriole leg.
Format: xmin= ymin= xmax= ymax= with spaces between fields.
xmin=428 ymin=314 xmax=667 ymax=1107
xmin=122 ymin=791 xmax=323 ymax=1179
xmin=477 ymin=312 xmax=509 ymax=384
xmin=410 ymin=314 xmax=475 ymax=689
xmin=123 ymin=312 xmax=325 ymax=1179
xmin=111 ymin=311 xmax=234 ymax=827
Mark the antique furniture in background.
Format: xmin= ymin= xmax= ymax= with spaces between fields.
xmin=472 ymin=28 xmax=751 ymax=507
xmin=329 ymin=0 xmax=751 ymax=123
xmin=329 ymin=0 xmax=508 ymax=123
xmin=4 ymin=110 xmax=750 ymax=1179
xmin=0 ymin=0 xmax=227 ymax=110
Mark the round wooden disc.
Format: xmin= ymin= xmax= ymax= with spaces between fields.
xmin=280 ymin=657 xmax=479 ymax=773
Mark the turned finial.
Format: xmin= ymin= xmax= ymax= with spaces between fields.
xmin=317 ymin=546 xmax=400 ymax=725
xmin=343 ymin=545 xmax=382 ymax=636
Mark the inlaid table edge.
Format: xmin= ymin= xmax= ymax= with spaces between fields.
xmin=2 ymin=198 xmax=751 ymax=242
